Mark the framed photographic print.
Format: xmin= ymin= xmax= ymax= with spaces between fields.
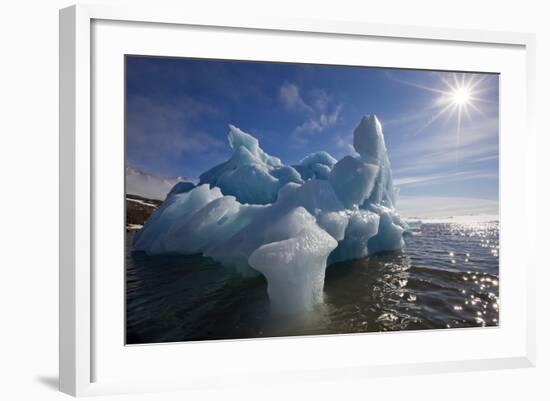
xmin=59 ymin=4 xmax=536 ymax=397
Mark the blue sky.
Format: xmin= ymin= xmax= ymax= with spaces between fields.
xmin=126 ymin=56 xmax=499 ymax=218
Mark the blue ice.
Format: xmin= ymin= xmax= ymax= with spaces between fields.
xmin=133 ymin=115 xmax=406 ymax=314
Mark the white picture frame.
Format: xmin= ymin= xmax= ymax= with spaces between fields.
xmin=59 ymin=4 xmax=536 ymax=397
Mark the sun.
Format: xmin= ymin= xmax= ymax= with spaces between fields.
xmin=391 ymin=72 xmax=491 ymax=145
xmin=452 ymin=86 xmax=472 ymax=106
xmin=408 ymin=74 xmax=485 ymax=137
xmin=439 ymin=74 xmax=484 ymax=117
xmin=394 ymin=72 xmax=491 ymax=169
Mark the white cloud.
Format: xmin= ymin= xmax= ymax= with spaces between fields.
xmin=126 ymin=165 xmax=185 ymax=200
xmin=279 ymin=82 xmax=342 ymax=137
xmin=278 ymin=82 xmax=313 ymax=113
xmin=310 ymin=88 xmax=331 ymax=111
xmin=295 ymin=105 xmax=342 ymax=133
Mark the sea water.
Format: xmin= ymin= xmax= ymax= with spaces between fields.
xmin=126 ymin=221 xmax=499 ymax=344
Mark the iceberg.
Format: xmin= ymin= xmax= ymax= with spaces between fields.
xmin=329 ymin=156 xmax=379 ymax=209
xmin=198 ymin=125 xmax=303 ymax=204
xmin=293 ymin=151 xmax=337 ymax=180
xmin=134 ymin=114 xmax=406 ymax=314
xmin=249 ymin=208 xmax=338 ymax=312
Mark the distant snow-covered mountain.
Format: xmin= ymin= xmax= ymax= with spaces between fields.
xmin=126 ymin=165 xmax=187 ymax=201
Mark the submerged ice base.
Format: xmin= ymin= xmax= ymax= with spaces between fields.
xmin=134 ymin=115 xmax=406 ymax=314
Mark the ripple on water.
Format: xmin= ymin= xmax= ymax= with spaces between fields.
xmin=126 ymin=221 xmax=499 ymax=343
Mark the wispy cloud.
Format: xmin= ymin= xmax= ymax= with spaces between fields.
xmin=278 ymin=82 xmax=342 ymax=137
xmin=295 ymin=105 xmax=342 ymax=133
xmin=389 ymin=116 xmax=499 ymax=175
xmin=469 ymin=154 xmax=499 ymax=164
xmin=382 ymin=107 xmax=438 ymax=128
xmin=279 ymin=82 xmax=313 ymax=114
xmin=394 ymin=170 xmax=497 ymax=187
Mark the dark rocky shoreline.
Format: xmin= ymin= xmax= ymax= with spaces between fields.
xmin=126 ymin=194 xmax=162 ymax=231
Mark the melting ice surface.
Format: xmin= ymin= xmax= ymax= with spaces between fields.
xmin=133 ymin=115 xmax=407 ymax=314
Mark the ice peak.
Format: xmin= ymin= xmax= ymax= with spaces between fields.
xmin=228 ymin=124 xmax=259 ymax=151
xmin=353 ymin=114 xmax=386 ymax=164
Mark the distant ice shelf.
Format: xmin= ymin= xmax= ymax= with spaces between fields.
xmin=133 ymin=115 xmax=407 ymax=314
